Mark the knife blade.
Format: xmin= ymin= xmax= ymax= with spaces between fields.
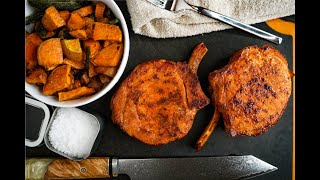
xmin=112 ymin=155 xmax=277 ymax=180
xmin=26 ymin=155 xmax=277 ymax=180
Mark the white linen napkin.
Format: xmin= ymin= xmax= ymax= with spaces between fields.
xmin=126 ymin=0 xmax=295 ymax=38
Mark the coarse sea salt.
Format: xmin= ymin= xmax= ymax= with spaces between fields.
xmin=48 ymin=108 xmax=99 ymax=159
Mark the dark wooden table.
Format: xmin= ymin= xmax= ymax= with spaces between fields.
xmin=26 ymin=1 xmax=295 ymax=179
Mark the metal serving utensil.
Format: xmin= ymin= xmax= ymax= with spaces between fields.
xmin=147 ymin=0 xmax=282 ymax=44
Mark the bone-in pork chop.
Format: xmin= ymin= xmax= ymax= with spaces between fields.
xmin=208 ymin=45 xmax=293 ymax=137
xmin=111 ymin=43 xmax=210 ymax=145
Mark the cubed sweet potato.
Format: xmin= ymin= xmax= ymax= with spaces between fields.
xmin=74 ymin=80 xmax=81 ymax=88
xmin=73 ymin=5 xmax=93 ymax=17
xmin=94 ymin=66 xmax=117 ymax=77
xmin=103 ymin=40 xmax=111 ymax=47
xmin=69 ymin=29 xmax=88 ymax=40
xmin=85 ymin=27 xmax=94 ymax=39
xmin=61 ymin=39 xmax=83 ymax=61
xmin=26 ymin=33 xmax=43 ymax=70
xmin=58 ymin=86 xmax=95 ymax=101
xmin=43 ymin=65 xmax=73 ymax=95
xmin=92 ymin=43 xmax=123 ymax=66
xmin=99 ymin=74 xmax=111 ymax=84
xmin=37 ymin=38 xmax=63 ymax=70
xmin=83 ymin=17 xmax=95 ymax=28
xmin=96 ymin=17 xmax=108 ymax=24
xmin=63 ymin=58 xmax=85 ymax=69
xmin=95 ymin=2 xmax=106 ymax=19
xmin=93 ymin=22 xmax=122 ymax=43
xmin=89 ymin=62 xmax=98 ymax=78
xmin=67 ymin=76 xmax=76 ymax=91
xmin=41 ymin=6 xmax=66 ymax=31
xmin=39 ymin=31 xmax=56 ymax=39
xmin=87 ymin=76 xmax=103 ymax=91
xmin=59 ymin=10 xmax=70 ymax=23
xmin=80 ymin=71 xmax=90 ymax=85
xmin=83 ymin=17 xmax=95 ymax=38
xmin=67 ymin=13 xmax=85 ymax=30
xmin=83 ymin=40 xmax=101 ymax=59
xmin=26 ymin=67 xmax=47 ymax=85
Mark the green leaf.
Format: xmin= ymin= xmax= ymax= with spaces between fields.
xmin=37 ymin=23 xmax=48 ymax=37
xmin=27 ymin=0 xmax=82 ymax=11
xmin=108 ymin=19 xmax=120 ymax=25
xmin=25 ymin=11 xmax=44 ymax=25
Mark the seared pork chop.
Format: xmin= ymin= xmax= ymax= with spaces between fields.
xmin=208 ymin=45 xmax=293 ymax=137
xmin=111 ymin=43 xmax=210 ymax=145
xmin=111 ymin=59 xmax=209 ymax=145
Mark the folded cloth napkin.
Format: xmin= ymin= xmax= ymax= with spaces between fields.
xmin=126 ymin=0 xmax=295 ymax=38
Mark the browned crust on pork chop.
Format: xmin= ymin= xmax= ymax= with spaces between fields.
xmin=111 ymin=59 xmax=209 ymax=145
xmin=208 ymin=45 xmax=292 ymax=137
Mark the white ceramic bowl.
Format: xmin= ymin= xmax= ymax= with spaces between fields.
xmin=25 ymin=0 xmax=130 ymax=107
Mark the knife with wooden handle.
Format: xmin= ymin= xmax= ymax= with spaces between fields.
xmin=26 ymin=155 xmax=277 ymax=180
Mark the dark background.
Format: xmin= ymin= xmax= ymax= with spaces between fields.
xmin=26 ymin=1 xmax=295 ymax=179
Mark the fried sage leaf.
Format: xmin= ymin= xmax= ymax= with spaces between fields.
xmin=28 ymin=0 xmax=82 ymax=11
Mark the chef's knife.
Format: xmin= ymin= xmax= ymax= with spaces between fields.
xmin=26 ymin=155 xmax=277 ymax=180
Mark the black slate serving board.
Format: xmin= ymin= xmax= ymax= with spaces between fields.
xmin=26 ymin=1 xmax=294 ymax=179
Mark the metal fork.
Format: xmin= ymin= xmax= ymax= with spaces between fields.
xmin=147 ymin=0 xmax=282 ymax=44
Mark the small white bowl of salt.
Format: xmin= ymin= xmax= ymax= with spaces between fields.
xmin=44 ymin=107 xmax=103 ymax=161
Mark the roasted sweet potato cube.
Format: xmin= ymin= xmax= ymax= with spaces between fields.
xmin=59 ymin=10 xmax=70 ymax=23
xmin=25 ymin=33 xmax=43 ymax=70
xmin=26 ymin=67 xmax=47 ymax=85
xmin=83 ymin=17 xmax=95 ymax=28
xmin=83 ymin=17 xmax=95 ymax=38
xmin=63 ymin=58 xmax=85 ymax=69
xmin=96 ymin=17 xmax=108 ymax=24
xmin=99 ymin=74 xmax=111 ymax=84
xmin=69 ymin=29 xmax=88 ymax=40
xmin=83 ymin=40 xmax=101 ymax=59
xmin=102 ymin=67 xmax=117 ymax=77
xmin=61 ymin=39 xmax=83 ymax=61
xmin=94 ymin=66 xmax=117 ymax=77
xmin=73 ymin=5 xmax=93 ymax=17
xmin=74 ymin=80 xmax=81 ymax=88
xmin=41 ymin=6 xmax=66 ymax=31
xmin=93 ymin=22 xmax=122 ymax=43
xmin=92 ymin=43 xmax=123 ymax=66
xmin=66 ymin=75 xmax=79 ymax=91
xmin=80 ymin=71 xmax=90 ymax=85
xmin=67 ymin=13 xmax=85 ymax=30
xmin=87 ymin=77 xmax=103 ymax=91
xmin=58 ymin=86 xmax=95 ymax=101
xmin=95 ymin=2 xmax=105 ymax=19
xmin=37 ymin=38 xmax=63 ymax=70
xmin=39 ymin=31 xmax=56 ymax=39
xmin=85 ymin=27 xmax=94 ymax=39
xmin=89 ymin=63 xmax=98 ymax=77
xmin=94 ymin=66 xmax=107 ymax=74
xmin=43 ymin=65 xmax=73 ymax=95
xmin=103 ymin=40 xmax=111 ymax=47
xmin=67 ymin=76 xmax=76 ymax=91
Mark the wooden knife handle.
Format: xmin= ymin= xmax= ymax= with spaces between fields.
xmin=44 ymin=157 xmax=110 ymax=179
